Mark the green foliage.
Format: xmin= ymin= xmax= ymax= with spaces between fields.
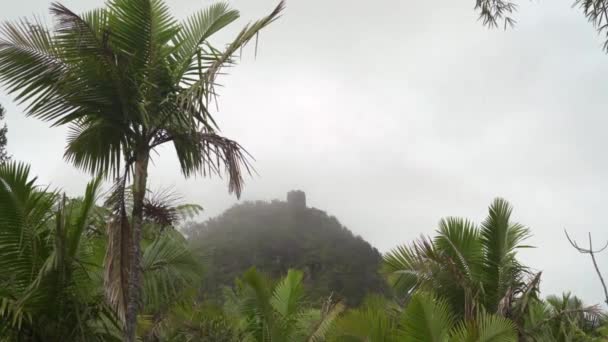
xmin=380 ymin=198 xmax=608 ymax=340
xmin=0 ymin=162 xmax=205 ymax=341
xmin=329 ymin=295 xmax=402 ymax=342
xmin=401 ymin=292 xmax=517 ymax=342
xmin=521 ymin=292 xmax=606 ymax=341
xmin=148 ymin=300 xmax=243 ymax=341
xmin=223 ymin=267 xmax=343 ymax=342
xmin=382 ymin=198 xmax=532 ymax=319
xmin=449 ymin=313 xmax=517 ymax=342
xmin=0 ymin=162 xmax=120 ymax=341
xmin=401 ymin=292 xmax=454 ymax=341
xmin=189 ymin=200 xmax=387 ymax=306
xmin=1 ymin=167 xmax=606 ymax=341
xmin=328 ymin=292 xmax=517 ymax=342
xmin=0 ymin=0 xmax=282 ymax=183
xmin=0 ymin=1 xmax=284 ymax=338
xmin=141 ymin=229 xmax=203 ymax=313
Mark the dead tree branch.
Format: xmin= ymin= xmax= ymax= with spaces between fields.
xmin=564 ymin=229 xmax=608 ymax=306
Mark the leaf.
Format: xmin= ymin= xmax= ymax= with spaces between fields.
xmin=270 ymin=269 xmax=304 ymax=318
xmin=400 ymin=292 xmax=454 ymax=342
xmin=449 ymin=312 xmax=517 ymax=342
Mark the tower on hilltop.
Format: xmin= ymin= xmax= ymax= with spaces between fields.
xmin=287 ymin=190 xmax=306 ymax=210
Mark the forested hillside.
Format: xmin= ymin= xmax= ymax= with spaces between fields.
xmin=187 ymin=191 xmax=387 ymax=305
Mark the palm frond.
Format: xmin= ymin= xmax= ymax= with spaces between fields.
xmin=381 ymin=236 xmax=439 ymax=297
xmin=49 ymin=3 xmax=127 ymax=126
xmin=178 ymin=1 xmax=285 ymax=121
xmin=0 ymin=164 xmax=121 ymax=339
xmin=240 ymin=267 xmax=274 ymax=319
xmin=400 ymin=292 xmax=454 ymax=342
xmin=330 ymin=295 xmax=401 ymax=342
xmin=64 ymin=119 xmax=127 ymax=178
xmin=142 ymin=188 xmax=202 ymax=229
xmin=0 ymin=161 xmax=56 ymax=297
xmin=435 ymin=217 xmax=483 ymax=288
xmin=573 ymin=0 xmax=608 ymax=52
xmin=168 ymin=131 xmax=254 ymax=198
xmin=480 ymin=198 xmax=531 ymax=312
xmin=450 ymin=312 xmax=517 ymax=342
xmin=174 ymin=204 xmax=203 ymax=221
xmin=171 ymin=2 xmax=240 ymax=79
xmin=0 ymin=162 xmax=48 ymax=327
xmin=475 ymin=0 xmax=517 ymax=29
xmin=141 ymin=230 xmax=201 ymax=311
xmin=67 ymin=175 xmax=103 ymax=260
xmin=107 ymin=0 xmax=178 ymax=71
xmin=270 ymin=269 xmax=305 ymax=318
xmin=0 ymin=19 xmax=69 ymax=119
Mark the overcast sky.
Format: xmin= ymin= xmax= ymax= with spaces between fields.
xmin=2 ymin=0 xmax=608 ymax=305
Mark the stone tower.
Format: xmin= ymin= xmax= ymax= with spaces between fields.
xmin=287 ymin=190 xmax=306 ymax=210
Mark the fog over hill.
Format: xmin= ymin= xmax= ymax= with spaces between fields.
xmin=187 ymin=191 xmax=387 ymax=306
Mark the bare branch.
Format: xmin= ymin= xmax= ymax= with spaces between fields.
xmin=564 ymin=229 xmax=608 ymax=306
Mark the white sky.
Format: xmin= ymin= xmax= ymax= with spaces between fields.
xmin=2 ymin=0 xmax=608 ymax=305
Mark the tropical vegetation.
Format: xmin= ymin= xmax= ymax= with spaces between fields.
xmin=0 ymin=0 xmax=283 ymax=340
xmin=2 ymin=161 xmax=606 ymax=340
xmin=2 ymin=0 xmax=608 ymax=341
xmin=0 ymin=162 xmax=202 ymax=341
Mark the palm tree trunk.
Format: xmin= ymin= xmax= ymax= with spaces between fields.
xmin=125 ymin=149 xmax=149 ymax=342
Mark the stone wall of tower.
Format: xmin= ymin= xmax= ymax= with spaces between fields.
xmin=287 ymin=190 xmax=306 ymax=209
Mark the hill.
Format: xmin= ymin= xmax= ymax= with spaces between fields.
xmin=186 ymin=190 xmax=387 ymax=306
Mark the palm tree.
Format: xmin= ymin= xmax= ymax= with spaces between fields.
xmin=401 ymin=292 xmax=517 ymax=342
xmin=382 ymin=198 xmax=532 ymax=320
xmin=0 ymin=161 xmax=208 ymax=341
xmin=522 ymin=292 xmax=606 ymax=341
xmin=223 ymin=268 xmax=344 ymax=342
xmin=328 ymin=292 xmax=517 ymax=342
xmin=0 ymin=1 xmax=284 ymax=339
xmin=0 ymin=161 xmax=121 ymax=341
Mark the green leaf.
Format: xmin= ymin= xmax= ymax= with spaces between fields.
xmin=449 ymin=312 xmax=517 ymax=342
xmin=400 ymin=292 xmax=453 ymax=342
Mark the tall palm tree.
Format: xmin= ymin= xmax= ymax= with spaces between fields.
xmin=382 ymin=198 xmax=532 ymax=320
xmin=0 ymin=161 xmax=208 ymax=341
xmin=0 ymin=1 xmax=284 ymax=339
